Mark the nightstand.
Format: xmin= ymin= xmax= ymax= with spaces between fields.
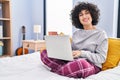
xmin=22 ymin=40 xmax=46 ymax=54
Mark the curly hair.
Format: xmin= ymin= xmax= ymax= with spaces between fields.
xmin=71 ymin=2 xmax=100 ymax=29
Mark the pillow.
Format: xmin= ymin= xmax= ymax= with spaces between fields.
xmin=102 ymin=38 xmax=120 ymax=70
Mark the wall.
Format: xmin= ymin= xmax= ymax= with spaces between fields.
xmin=32 ymin=0 xmax=44 ymax=40
xmin=11 ymin=0 xmax=44 ymax=55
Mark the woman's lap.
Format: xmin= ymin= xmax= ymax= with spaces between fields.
xmin=40 ymin=50 xmax=100 ymax=78
xmin=56 ymin=58 xmax=96 ymax=78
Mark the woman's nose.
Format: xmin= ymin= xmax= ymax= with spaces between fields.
xmin=82 ymin=14 xmax=87 ymax=18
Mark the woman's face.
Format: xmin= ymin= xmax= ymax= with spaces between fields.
xmin=79 ymin=10 xmax=92 ymax=26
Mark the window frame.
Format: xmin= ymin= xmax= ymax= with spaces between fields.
xmin=117 ymin=1 xmax=120 ymax=38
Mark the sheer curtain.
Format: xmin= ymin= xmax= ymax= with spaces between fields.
xmin=44 ymin=0 xmax=73 ymax=37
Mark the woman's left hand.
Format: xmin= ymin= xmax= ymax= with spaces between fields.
xmin=72 ymin=50 xmax=81 ymax=58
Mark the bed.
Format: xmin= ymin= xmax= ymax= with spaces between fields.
xmin=0 ymin=52 xmax=120 ymax=80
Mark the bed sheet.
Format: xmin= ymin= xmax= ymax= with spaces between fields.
xmin=0 ymin=52 xmax=120 ymax=80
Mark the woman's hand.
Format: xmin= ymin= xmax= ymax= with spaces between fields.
xmin=72 ymin=50 xmax=81 ymax=58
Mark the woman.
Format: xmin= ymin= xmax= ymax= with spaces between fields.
xmin=41 ymin=2 xmax=108 ymax=78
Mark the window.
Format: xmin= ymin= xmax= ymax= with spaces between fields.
xmin=44 ymin=0 xmax=72 ymax=36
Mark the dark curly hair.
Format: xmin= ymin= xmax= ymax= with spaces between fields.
xmin=71 ymin=2 xmax=100 ymax=29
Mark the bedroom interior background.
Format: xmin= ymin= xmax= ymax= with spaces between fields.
xmin=9 ymin=0 xmax=119 ymax=56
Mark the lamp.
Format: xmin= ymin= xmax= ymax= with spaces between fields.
xmin=33 ymin=25 xmax=41 ymax=40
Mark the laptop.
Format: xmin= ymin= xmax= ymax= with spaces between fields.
xmin=44 ymin=35 xmax=74 ymax=61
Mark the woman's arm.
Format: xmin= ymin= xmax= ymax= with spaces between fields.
xmin=80 ymin=38 xmax=108 ymax=64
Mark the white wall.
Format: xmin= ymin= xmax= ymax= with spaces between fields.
xmin=73 ymin=0 xmax=119 ymax=37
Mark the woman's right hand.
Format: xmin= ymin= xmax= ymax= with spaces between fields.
xmin=72 ymin=50 xmax=81 ymax=58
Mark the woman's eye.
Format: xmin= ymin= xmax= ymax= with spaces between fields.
xmin=85 ymin=11 xmax=90 ymax=14
xmin=79 ymin=14 xmax=83 ymax=16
